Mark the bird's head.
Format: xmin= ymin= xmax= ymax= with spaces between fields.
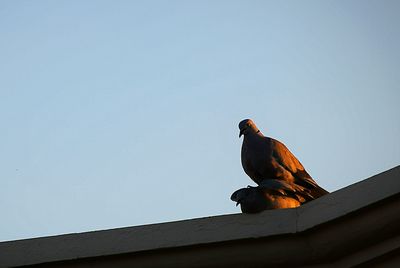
xmin=238 ymin=119 xmax=260 ymax=138
xmin=230 ymin=188 xmax=252 ymax=206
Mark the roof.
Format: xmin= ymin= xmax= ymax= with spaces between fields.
xmin=1 ymin=166 xmax=399 ymax=267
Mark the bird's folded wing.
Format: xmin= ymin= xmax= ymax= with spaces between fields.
xmin=270 ymin=138 xmax=320 ymax=188
xmin=258 ymin=179 xmax=313 ymax=201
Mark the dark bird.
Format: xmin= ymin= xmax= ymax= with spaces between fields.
xmin=230 ymin=179 xmax=310 ymax=213
xmin=239 ymin=119 xmax=328 ymax=202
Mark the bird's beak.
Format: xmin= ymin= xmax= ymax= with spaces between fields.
xmin=236 ymin=201 xmax=240 ymax=207
xmin=239 ymin=129 xmax=244 ymax=138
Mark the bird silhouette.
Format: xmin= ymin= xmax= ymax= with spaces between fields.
xmin=232 ymin=119 xmax=328 ymax=213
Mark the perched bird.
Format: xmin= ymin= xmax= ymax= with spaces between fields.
xmin=239 ymin=119 xmax=328 ymax=201
xmin=231 ymin=181 xmax=305 ymax=213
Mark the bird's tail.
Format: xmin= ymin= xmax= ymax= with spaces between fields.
xmin=310 ymin=186 xmax=329 ymax=198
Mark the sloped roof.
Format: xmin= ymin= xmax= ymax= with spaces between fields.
xmin=1 ymin=166 xmax=399 ymax=267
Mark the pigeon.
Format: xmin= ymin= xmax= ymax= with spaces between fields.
xmin=239 ymin=119 xmax=328 ymax=200
xmin=230 ymin=180 xmax=304 ymax=213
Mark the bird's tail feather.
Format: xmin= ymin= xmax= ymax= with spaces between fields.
xmin=310 ymin=186 xmax=329 ymax=198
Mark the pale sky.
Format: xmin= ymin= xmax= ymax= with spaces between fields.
xmin=1 ymin=0 xmax=399 ymax=242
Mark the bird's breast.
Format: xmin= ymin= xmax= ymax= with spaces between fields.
xmin=241 ymin=139 xmax=275 ymax=183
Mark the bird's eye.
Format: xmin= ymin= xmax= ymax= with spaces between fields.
xmin=246 ymin=123 xmax=250 ymax=127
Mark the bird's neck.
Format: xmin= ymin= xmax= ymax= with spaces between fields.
xmin=245 ymin=130 xmax=264 ymax=141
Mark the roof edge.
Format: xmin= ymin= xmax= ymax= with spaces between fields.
xmin=0 ymin=165 xmax=399 ymax=267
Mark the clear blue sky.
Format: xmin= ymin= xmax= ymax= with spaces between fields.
xmin=1 ymin=1 xmax=399 ymax=242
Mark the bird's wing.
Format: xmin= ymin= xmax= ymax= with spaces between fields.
xmin=258 ymin=179 xmax=313 ymax=202
xmin=270 ymin=138 xmax=320 ymax=189
xmin=258 ymin=179 xmax=296 ymax=193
